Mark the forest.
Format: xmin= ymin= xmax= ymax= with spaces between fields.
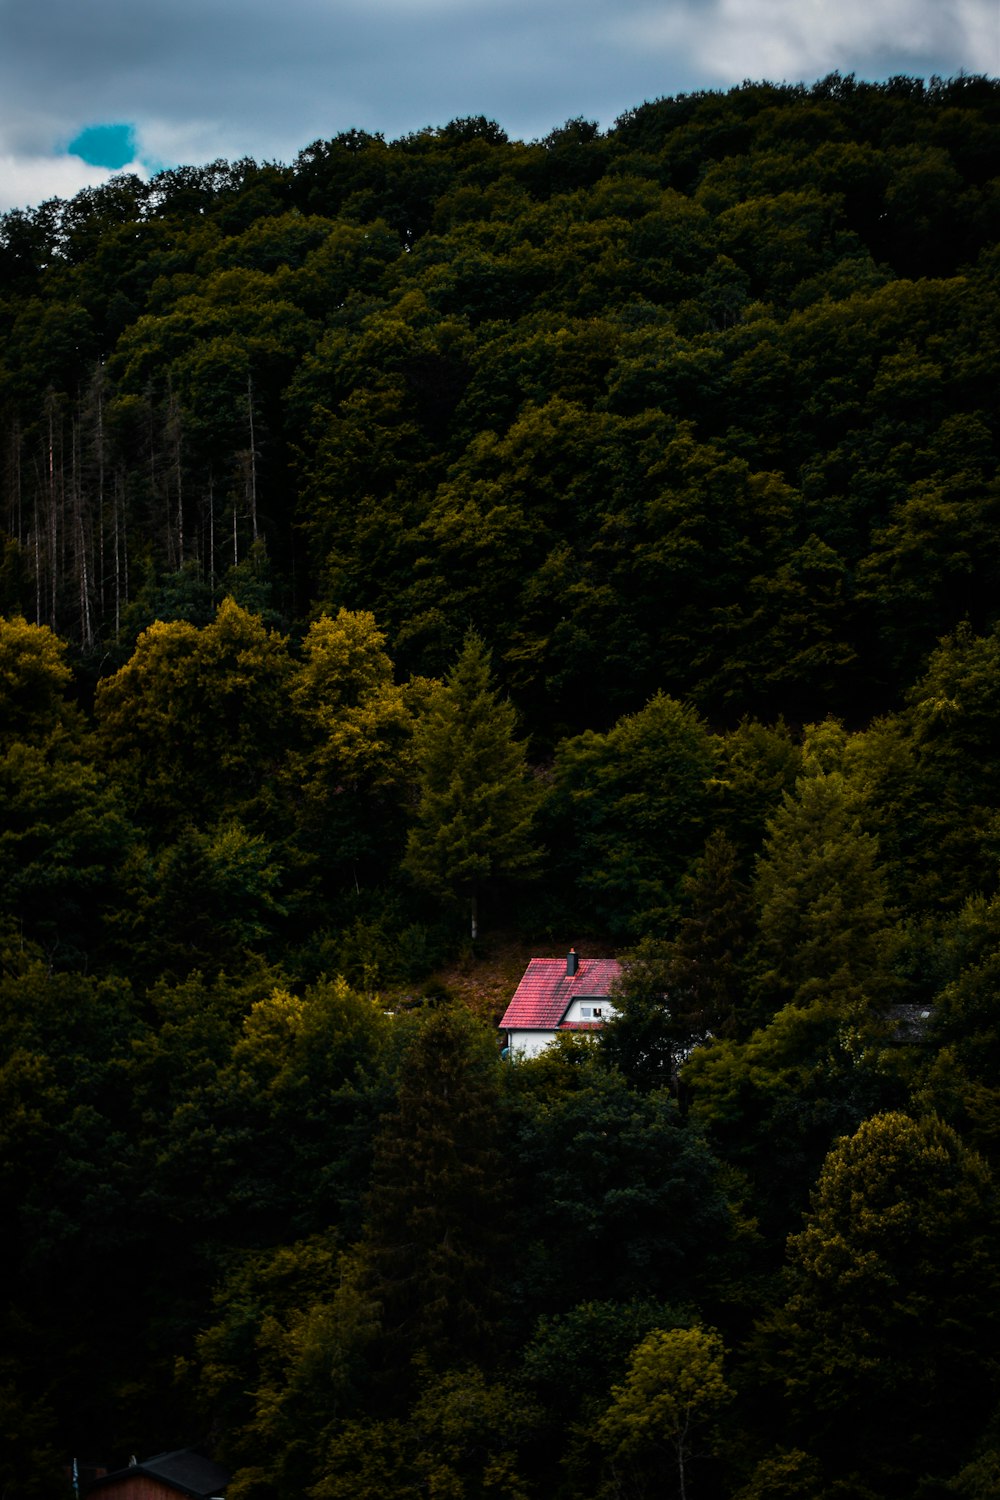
xmin=2 ymin=70 xmax=1000 ymax=1498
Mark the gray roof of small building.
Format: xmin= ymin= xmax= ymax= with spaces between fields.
xmin=87 ymin=1449 xmax=229 ymax=1498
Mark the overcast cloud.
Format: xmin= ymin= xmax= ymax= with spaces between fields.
xmin=0 ymin=0 xmax=996 ymax=212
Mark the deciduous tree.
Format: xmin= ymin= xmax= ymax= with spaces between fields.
xmin=597 ymin=1325 xmax=734 ymax=1500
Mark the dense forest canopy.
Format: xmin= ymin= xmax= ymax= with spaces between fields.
xmin=3 ymin=73 xmax=1000 ymax=1499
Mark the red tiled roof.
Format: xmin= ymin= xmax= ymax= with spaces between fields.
xmin=499 ymin=957 xmax=621 ymax=1031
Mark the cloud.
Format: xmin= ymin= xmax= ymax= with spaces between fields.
xmin=0 ymin=0 xmax=996 ymax=213
xmin=698 ymin=0 xmax=991 ymax=82
xmin=0 ymin=152 xmax=126 ymax=213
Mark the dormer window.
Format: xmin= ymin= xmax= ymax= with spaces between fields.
xmin=581 ymin=1005 xmax=592 ymax=1018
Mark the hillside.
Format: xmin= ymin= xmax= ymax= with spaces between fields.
xmin=2 ymin=74 xmax=1000 ymax=1500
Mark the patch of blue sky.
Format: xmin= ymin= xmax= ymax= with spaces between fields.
xmin=68 ymin=123 xmax=137 ymax=170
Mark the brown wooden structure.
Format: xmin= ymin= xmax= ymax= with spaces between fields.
xmin=85 ymin=1450 xmax=228 ymax=1500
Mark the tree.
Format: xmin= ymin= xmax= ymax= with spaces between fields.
xmin=312 ymin=1364 xmax=540 ymax=1500
xmin=510 ymin=1046 xmax=732 ymax=1315
xmin=130 ymin=819 xmax=290 ymax=977
xmin=551 ymin=692 xmax=720 ymax=937
xmin=0 ymin=953 xmax=186 ymax=1464
xmin=402 ymin=631 xmax=541 ymax=936
xmin=891 ymin=624 xmax=1000 ymax=910
xmin=758 ymin=1112 xmax=1000 ymax=1494
xmin=197 ymin=1238 xmax=380 ymax=1498
xmin=0 ymin=614 xmax=83 ymax=747
xmin=684 ymin=985 xmax=913 ymax=1250
xmin=521 ymin=1298 xmax=695 ymax=1499
xmin=597 ymin=1325 xmax=734 ymax=1500
xmin=287 ymin=609 xmax=413 ymax=885
xmin=600 ymin=832 xmax=756 ymax=1090
xmin=95 ymin=597 xmax=294 ymax=839
xmin=714 ymin=717 xmax=801 ymax=860
xmin=750 ymin=753 xmax=895 ymax=1020
xmin=355 ymin=1004 xmax=513 ymax=1378
xmin=143 ymin=976 xmax=389 ymax=1246
xmin=0 ymin=739 xmax=136 ymax=964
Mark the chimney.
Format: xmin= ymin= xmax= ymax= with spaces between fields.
xmin=566 ymin=947 xmax=578 ymax=977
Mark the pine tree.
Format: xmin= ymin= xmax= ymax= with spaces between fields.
xmin=402 ymin=631 xmax=541 ymax=936
xmin=355 ymin=1005 xmax=512 ymax=1377
xmin=751 ymin=765 xmax=893 ymax=1019
xmin=601 ymin=831 xmax=755 ymax=1090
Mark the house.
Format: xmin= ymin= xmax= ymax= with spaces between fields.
xmin=84 ymin=1450 xmax=229 ymax=1500
xmin=500 ymin=949 xmax=621 ymax=1057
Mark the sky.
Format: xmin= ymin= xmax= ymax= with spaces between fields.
xmin=0 ymin=0 xmax=997 ymax=213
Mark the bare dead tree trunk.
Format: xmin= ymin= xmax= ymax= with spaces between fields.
xmin=246 ymin=373 xmax=258 ymax=543
xmin=5 ymin=417 xmax=23 ymax=547
xmin=208 ymin=471 xmax=215 ymax=580
xmin=121 ymin=470 xmax=129 ymax=617
xmin=94 ymin=363 xmax=107 ymax=632
xmin=33 ymin=472 xmax=41 ymax=626
xmin=168 ymin=386 xmax=183 ymax=564
xmin=113 ymin=470 xmax=121 ymax=637
xmin=47 ymin=395 xmax=58 ymax=628
xmin=145 ymin=382 xmax=167 ymax=573
xmin=71 ymin=409 xmax=94 ymax=648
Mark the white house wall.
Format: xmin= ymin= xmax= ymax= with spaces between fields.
xmin=506 ymin=1030 xmax=558 ymax=1058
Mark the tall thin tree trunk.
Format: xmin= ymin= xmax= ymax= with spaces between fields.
xmin=33 ymin=480 xmax=41 ymax=626
xmin=247 ymin=373 xmax=258 ymax=542
xmin=72 ymin=409 xmax=93 ymax=648
xmin=208 ymin=471 xmax=215 ymax=580
xmin=170 ymin=389 xmax=183 ymax=563
xmin=113 ymin=472 xmax=121 ymax=637
xmin=95 ymin=363 xmax=106 ymax=632
xmin=47 ymin=397 xmax=58 ymax=628
xmin=122 ymin=474 xmax=129 ymax=614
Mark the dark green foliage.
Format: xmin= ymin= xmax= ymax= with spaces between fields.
xmin=0 ymin=737 xmax=136 ymax=963
xmin=355 ymin=1003 xmax=513 ymax=1378
xmin=402 ymin=631 xmax=542 ymax=933
xmin=0 ymin=75 xmax=997 ymax=729
xmin=685 ymin=992 xmax=913 ymax=1250
xmin=95 ymin=598 xmax=295 ymax=840
xmin=750 ymin=761 xmax=895 ymax=1017
xmin=550 ymin=693 xmax=719 ymax=937
xmin=754 ymin=1113 xmax=1000 ymax=1495
xmin=135 ymin=973 xmax=390 ymax=1244
xmin=0 ymin=615 xmax=84 ymax=746
xmin=509 ymin=1046 xmax=732 ymax=1316
xmin=600 ymin=831 xmax=756 ymax=1089
xmin=3 ymin=75 xmax=1000 ymax=1498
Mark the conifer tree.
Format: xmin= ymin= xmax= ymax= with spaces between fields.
xmin=601 ymin=831 xmax=756 ymax=1090
xmin=402 ymin=631 xmax=540 ymax=936
xmin=751 ymin=764 xmax=893 ymax=1019
xmin=355 ymin=1004 xmax=512 ymax=1377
